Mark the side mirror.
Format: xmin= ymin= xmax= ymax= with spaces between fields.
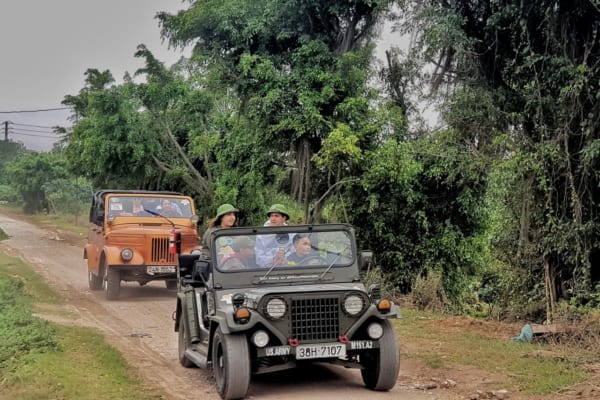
xmin=193 ymin=260 xmax=211 ymax=282
xmin=190 ymin=214 xmax=202 ymax=228
xmin=359 ymin=250 xmax=373 ymax=270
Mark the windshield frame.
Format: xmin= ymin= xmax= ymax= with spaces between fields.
xmin=104 ymin=194 xmax=194 ymax=219
xmin=210 ymin=224 xmax=357 ymax=281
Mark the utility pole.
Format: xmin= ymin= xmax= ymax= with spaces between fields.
xmin=4 ymin=121 xmax=8 ymax=141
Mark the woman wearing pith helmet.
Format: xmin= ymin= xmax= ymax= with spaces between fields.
xmin=202 ymin=203 xmax=239 ymax=255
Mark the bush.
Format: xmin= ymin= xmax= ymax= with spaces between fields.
xmin=0 ymin=273 xmax=58 ymax=374
xmin=411 ymin=270 xmax=448 ymax=312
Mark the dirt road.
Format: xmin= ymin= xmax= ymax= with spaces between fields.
xmin=0 ymin=212 xmax=443 ymax=400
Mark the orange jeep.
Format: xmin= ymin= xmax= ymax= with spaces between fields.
xmin=85 ymin=190 xmax=202 ymax=300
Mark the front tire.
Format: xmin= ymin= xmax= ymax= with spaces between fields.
xmin=178 ymin=313 xmax=196 ymax=368
xmin=103 ymin=263 xmax=121 ymax=300
xmin=88 ymin=266 xmax=103 ymax=291
xmin=212 ymin=328 xmax=250 ymax=400
xmin=360 ymin=320 xmax=400 ymax=391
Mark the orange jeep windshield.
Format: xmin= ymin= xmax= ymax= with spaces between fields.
xmin=106 ymin=196 xmax=193 ymax=218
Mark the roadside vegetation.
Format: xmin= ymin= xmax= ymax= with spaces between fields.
xmin=395 ymin=307 xmax=599 ymax=396
xmin=0 ymin=251 xmax=161 ymax=400
xmin=0 ymin=1 xmax=598 ymax=328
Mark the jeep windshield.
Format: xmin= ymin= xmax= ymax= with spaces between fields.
xmin=105 ymin=195 xmax=193 ymax=219
xmin=212 ymin=225 xmax=355 ymax=275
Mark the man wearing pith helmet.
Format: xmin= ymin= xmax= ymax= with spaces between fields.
xmin=202 ymin=203 xmax=239 ymax=255
xmin=266 ymin=203 xmax=289 ymax=226
xmin=255 ymin=203 xmax=292 ymax=267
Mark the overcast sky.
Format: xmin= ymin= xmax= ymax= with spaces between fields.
xmin=0 ymin=1 xmax=407 ymax=152
xmin=0 ymin=0 xmax=189 ymax=151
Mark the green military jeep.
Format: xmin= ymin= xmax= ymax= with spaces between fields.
xmin=174 ymin=223 xmax=400 ymax=400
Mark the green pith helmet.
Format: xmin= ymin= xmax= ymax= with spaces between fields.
xmin=266 ymin=203 xmax=289 ymax=219
xmin=216 ymin=203 xmax=239 ymax=218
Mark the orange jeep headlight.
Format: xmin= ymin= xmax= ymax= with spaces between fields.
xmin=120 ymin=248 xmax=134 ymax=262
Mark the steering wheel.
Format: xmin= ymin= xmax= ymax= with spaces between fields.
xmin=300 ymin=256 xmax=327 ymax=265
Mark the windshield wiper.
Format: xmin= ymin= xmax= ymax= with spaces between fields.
xmin=259 ymin=262 xmax=278 ymax=283
xmin=143 ymin=209 xmax=176 ymax=227
xmin=318 ymin=251 xmax=344 ymax=281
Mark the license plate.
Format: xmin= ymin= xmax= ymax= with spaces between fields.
xmin=296 ymin=343 xmax=346 ymax=359
xmin=146 ymin=265 xmax=176 ymax=274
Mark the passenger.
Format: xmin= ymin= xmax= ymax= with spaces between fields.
xmin=202 ymin=203 xmax=239 ymax=257
xmin=158 ymin=199 xmax=183 ymax=217
xmin=220 ymin=236 xmax=257 ymax=270
xmin=255 ymin=204 xmax=292 ymax=267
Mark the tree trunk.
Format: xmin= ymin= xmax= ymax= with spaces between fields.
xmin=544 ymin=258 xmax=557 ymax=324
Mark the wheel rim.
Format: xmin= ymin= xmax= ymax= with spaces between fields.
xmin=102 ymin=267 xmax=108 ymax=291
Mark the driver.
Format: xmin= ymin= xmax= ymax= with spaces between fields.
xmin=287 ymin=234 xmax=320 ymax=266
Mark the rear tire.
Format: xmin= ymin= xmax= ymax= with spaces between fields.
xmin=103 ymin=262 xmax=121 ymax=300
xmin=178 ymin=314 xmax=196 ymax=368
xmin=212 ymin=327 xmax=250 ymax=400
xmin=360 ymin=320 xmax=400 ymax=391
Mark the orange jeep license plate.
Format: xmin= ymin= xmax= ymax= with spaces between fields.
xmin=146 ymin=265 xmax=176 ymax=274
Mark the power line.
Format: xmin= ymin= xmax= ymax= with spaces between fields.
xmin=9 ymin=127 xmax=63 ymax=135
xmin=0 ymin=106 xmax=71 ymax=114
xmin=11 ymin=122 xmax=67 ymax=129
xmin=8 ymin=130 xmax=63 ymax=139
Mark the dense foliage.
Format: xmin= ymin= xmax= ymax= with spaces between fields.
xmin=1 ymin=0 xmax=598 ymax=319
xmin=398 ymin=0 xmax=600 ymax=318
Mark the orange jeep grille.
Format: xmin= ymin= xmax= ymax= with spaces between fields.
xmin=151 ymin=237 xmax=175 ymax=263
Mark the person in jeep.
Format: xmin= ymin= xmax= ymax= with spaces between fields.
xmin=202 ymin=203 xmax=239 ymax=257
xmin=286 ymin=233 xmax=318 ymax=266
xmin=255 ymin=203 xmax=292 ymax=267
xmin=220 ymin=236 xmax=257 ymax=270
xmin=158 ymin=199 xmax=182 ymax=217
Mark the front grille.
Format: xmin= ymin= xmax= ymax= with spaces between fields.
xmin=291 ymin=297 xmax=339 ymax=342
xmin=151 ymin=237 xmax=175 ymax=263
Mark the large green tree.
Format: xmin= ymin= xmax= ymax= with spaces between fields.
xmin=398 ymin=0 xmax=600 ymax=316
xmin=158 ymin=0 xmax=395 ymax=221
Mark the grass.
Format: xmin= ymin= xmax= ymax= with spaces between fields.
xmin=1 ymin=325 xmax=161 ymax=400
xmin=0 ymin=253 xmax=161 ymax=400
xmin=393 ymin=307 xmax=590 ymax=394
xmin=0 ymin=204 xmax=88 ymax=236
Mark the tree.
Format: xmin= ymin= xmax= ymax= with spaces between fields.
xmin=398 ymin=0 xmax=600 ymax=317
xmin=63 ymin=72 xmax=155 ymax=189
xmin=158 ymin=0 xmax=395 ymax=221
xmin=4 ymin=152 xmax=70 ymax=214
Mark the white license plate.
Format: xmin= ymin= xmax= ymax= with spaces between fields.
xmin=296 ymin=343 xmax=346 ymax=359
xmin=146 ymin=265 xmax=176 ymax=274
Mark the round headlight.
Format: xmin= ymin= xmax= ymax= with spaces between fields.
xmin=343 ymin=294 xmax=364 ymax=316
xmin=252 ymin=330 xmax=270 ymax=348
xmin=265 ymin=298 xmax=287 ymax=319
xmin=367 ymin=322 xmax=384 ymax=339
xmin=120 ymin=248 xmax=133 ymax=261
